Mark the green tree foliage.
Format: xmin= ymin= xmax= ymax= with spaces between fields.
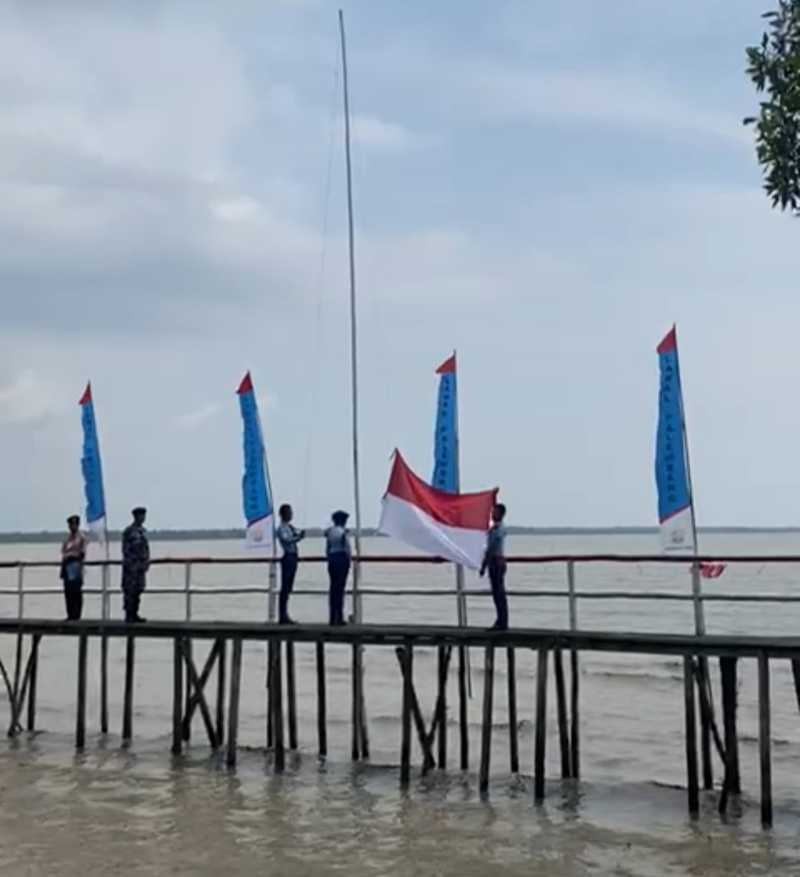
xmin=745 ymin=1 xmax=800 ymax=212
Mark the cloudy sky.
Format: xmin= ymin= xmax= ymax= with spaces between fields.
xmin=0 ymin=0 xmax=795 ymax=531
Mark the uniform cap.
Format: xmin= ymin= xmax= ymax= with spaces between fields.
xmin=132 ymin=506 xmax=147 ymax=516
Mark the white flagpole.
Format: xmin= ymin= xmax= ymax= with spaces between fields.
xmin=339 ymin=9 xmax=368 ymax=760
xmin=671 ymin=325 xmax=705 ymax=636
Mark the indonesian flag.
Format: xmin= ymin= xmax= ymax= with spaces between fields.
xmin=378 ymin=450 xmax=497 ymax=569
xmin=698 ymin=562 xmax=726 ymax=579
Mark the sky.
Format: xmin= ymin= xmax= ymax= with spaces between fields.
xmin=0 ymin=0 xmax=795 ymax=531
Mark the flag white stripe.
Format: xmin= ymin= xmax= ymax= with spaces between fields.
xmin=245 ymin=514 xmax=274 ymax=551
xmin=660 ymin=506 xmax=694 ymax=552
xmin=379 ymin=494 xmax=485 ymax=569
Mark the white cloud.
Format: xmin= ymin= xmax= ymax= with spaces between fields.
xmin=351 ymin=115 xmax=420 ymax=150
xmin=0 ymin=371 xmax=65 ymax=425
xmin=174 ymin=402 xmax=221 ymax=431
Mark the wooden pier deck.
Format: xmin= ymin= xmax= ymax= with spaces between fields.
xmin=0 ymin=618 xmax=796 ymax=829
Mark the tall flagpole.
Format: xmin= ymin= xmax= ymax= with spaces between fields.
xmin=339 ymin=9 xmax=368 ymax=760
xmin=671 ymin=324 xmax=705 ymax=636
xmin=339 ymin=8 xmax=362 ymax=620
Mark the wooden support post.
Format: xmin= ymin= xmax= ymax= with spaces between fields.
xmin=718 ymin=656 xmax=740 ymax=815
xmin=569 ymin=648 xmax=580 ymax=779
xmin=26 ymin=634 xmax=40 ymax=733
xmin=758 ymin=652 xmax=772 ymax=829
xmin=316 ymin=641 xmax=327 ymax=759
xmin=554 ymin=646 xmax=571 ymax=779
xmin=698 ymin=657 xmax=713 ymax=791
xmin=182 ymin=639 xmax=193 ymax=743
xmin=359 ymin=646 xmax=370 ymax=761
xmin=351 ymin=644 xmax=361 ymax=761
xmin=273 ymin=639 xmax=285 ymax=773
xmin=534 ymin=648 xmax=548 ymax=803
xmin=266 ymin=640 xmax=275 ymax=750
xmin=182 ymin=643 xmax=218 ymax=749
xmin=216 ymin=638 xmax=226 ymax=746
xmin=506 ymin=647 xmax=519 ymax=774
xmin=400 ymin=642 xmax=412 ymax=787
xmin=683 ymin=656 xmax=699 ymax=818
xmin=122 ymin=636 xmax=135 ymax=744
xmin=100 ymin=634 xmax=109 ymax=735
xmin=287 ymin=641 xmax=298 ymax=751
xmin=437 ymin=646 xmax=448 ymax=769
xmin=458 ymin=645 xmax=469 ymax=771
xmin=226 ymin=638 xmax=242 ymax=768
xmin=479 ymin=645 xmax=495 ymax=796
xmin=75 ymin=634 xmax=87 ymax=750
xmin=791 ymin=659 xmax=800 ymax=714
xmin=394 ymin=648 xmax=435 ymax=772
xmin=172 ymin=638 xmax=183 ymax=756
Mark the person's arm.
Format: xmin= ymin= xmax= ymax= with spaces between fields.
xmin=480 ymin=528 xmax=496 ymax=577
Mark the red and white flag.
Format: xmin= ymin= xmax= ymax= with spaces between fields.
xmin=378 ymin=451 xmax=497 ymax=569
xmin=698 ymin=562 xmax=726 ymax=579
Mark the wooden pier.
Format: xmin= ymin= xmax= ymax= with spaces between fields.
xmin=0 ymin=617 xmax=796 ymax=829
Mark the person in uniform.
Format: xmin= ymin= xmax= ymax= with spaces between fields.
xmin=60 ymin=514 xmax=87 ymax=620
xmin=480 ymin=503 xmax=508 ymax=630
xmin=325 ymin=510 xmax=351 ymax=626
xmin=122 ymin=506 xmax=150 ymax=623
xmin=276 ymin=503 xmax=305 ymax=624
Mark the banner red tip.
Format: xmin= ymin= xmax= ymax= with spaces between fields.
xmin=657 ymin=327 xmax=677 ymax=354
xmin=79 ymin=382 xmax=92 ymax=405
xmin=436 ymin=354 xmax=456 ymax=375
xmin=237 ymin=372 xmax=253 ymax=394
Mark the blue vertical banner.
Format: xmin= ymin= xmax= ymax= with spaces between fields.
xmin=655 ymin=327 xmax=695 ymax=551
xmin=79 ymin=382 xmax=107 ymax=542
xmin=237 ymin=371 xmax=274 ymax=550
xmin=432 ymin=353 xmax=459 ymax=493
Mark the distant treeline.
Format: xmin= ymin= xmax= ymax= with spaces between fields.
xmin=2 ymin=526 xmax=800 ymax=545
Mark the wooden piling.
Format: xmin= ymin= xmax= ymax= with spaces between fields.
xmin=122 ymin=635 xmax=135 ymax=744
xmin=791 ymin=659 xmax=800 ymax=714
xmin=351 ymin=645 xmax=362 ymax=761
xmin=287 ymin=641 xmax=298 ymax=751
xmin=76 ymin=634 xmax=87 ymax=750
xmin=683 ymin=656 xmax=699 ymax=818
xmin=698 ymin=657 xmax=713 ymax=791
xmin=100 ymin=634 xmax=109 ymax=735
xmin=400 ymin=642 xmax=413 ymax=787
xmin=554 ymin=646 xmax=571 ymax=779
xmin=718 ymin=656 xmax=740 ymax=815
xmin=273 ymin=639 xmax=285 ymax=772
xmin=26 ymin=634 xmax=40 ymax=733
xmin=458 ymin=645 xmax=468 ymax=771
xmin=506 ymin=647 xmax=519 ymax=774
xmin=182 ymin=639 xmax=193 ymax=743
xmin=534 ymin=647 xmax=548 ymax=803
xmin=216 ymin=638 xmax=226 ymax=746
xmin=226 ymin=638 xmax=242 ymax=768
xmin=266 ymin=641 xmax=274 ymax=749
xmin=182 ymin=643 xmax=218 ymax=748
xmin=479 ymin=645 xmax=495 ymax=795
xmin=394 ymin=647 xmax=435 ymax=772
xmin=569 ymin=648 xmax=580 ymax=779
xmin=437 ymin=646 xmax=448 ymax=769
xmin=758 ymin=652 xmax=772 ymax=828
xmin=172 ymin=638 xmax=183 ymax=756
xmin=316 ymin=641 xmax=327 ymax=758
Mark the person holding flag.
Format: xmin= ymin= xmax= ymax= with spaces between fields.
xmin=277 ymin=503 xmax=305 ymax=624
xmin=325 ymin=510 xmax=352 ymax=625
xmin=480 ymin=502 xmax=509 ymax=630
xmin=60 ymin=514 xmax=87 ymax=620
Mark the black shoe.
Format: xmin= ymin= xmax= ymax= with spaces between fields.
xmin=489 ymin=621 xmax=508 ymax=631
xmin=331 ymin=619 xmax=347 ymax=627
xmin=279 ymin=617 xmax=297 ymax=625
xmin=134 ymin=615 xmax=147 ymax=623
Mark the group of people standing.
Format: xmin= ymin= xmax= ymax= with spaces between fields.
xmin=59 ymin=503 xmax=510 ymax=630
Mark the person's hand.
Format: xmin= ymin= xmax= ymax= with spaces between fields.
xmin=300 ymin=530 xmax=306 ymax=539
xmin=479 ymin=565 xmax=486 ymax=578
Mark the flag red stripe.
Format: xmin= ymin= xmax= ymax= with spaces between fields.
xmin=79 ymin=382 xmax=92 ymax=406
xmin=237 ymin=371 xmax=253 ymax=394
xmin=657 ymin=326 xmax=677 ymax=354
xmin=386 ymin=451 xmax=496 ymax=530
xmin=435 ymin=354 xmax=456 ymax=375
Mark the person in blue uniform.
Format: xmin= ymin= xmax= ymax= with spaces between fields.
xmin=480 ymin=503 xmax=508 ymax=630
xmin=276 ymin=503 xmax=305 ymax=624
xmin=122 ymin=506 xmax=150 ymax=623
xmin=325 ymin=510 xmax=351 ymax=625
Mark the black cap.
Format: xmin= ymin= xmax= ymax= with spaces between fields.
xmin=332 ymin=509 xmax=349 ymax=525
xmin=66 ymin=515 xmax=80 ymax=525
xmin=132 ymin=506 xmax=147 ymax=516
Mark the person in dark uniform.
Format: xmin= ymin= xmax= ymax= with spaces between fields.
xmin=60 ymin=515 xmax=87 ymax=620
xmin=480 ymin=503 xmax=508 ymax=630
xmin=122 ymin=507 xmax=150 ymax=622
xmin=325 ymin=510 xmax=351 ymax=626
xmin=276 ymin=503 xmax=305 ymax=624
